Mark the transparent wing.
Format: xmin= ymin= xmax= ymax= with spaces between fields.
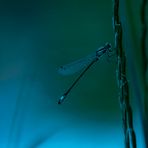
xmin=58 ymin=52 xmax=96 ymax=75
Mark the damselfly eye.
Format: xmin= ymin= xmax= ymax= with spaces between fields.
xmin=105 ymin=43 xmax=112 ymax=49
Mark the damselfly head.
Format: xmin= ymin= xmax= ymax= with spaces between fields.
xmin=105 ymin=42 xmax=112 ymax=51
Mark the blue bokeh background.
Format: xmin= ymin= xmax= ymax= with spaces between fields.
xmin=0 ymin=0 xmax=146 ymax=148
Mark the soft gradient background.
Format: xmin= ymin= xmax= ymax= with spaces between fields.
xmin=0 ymin=0 xmax=147 ymax=148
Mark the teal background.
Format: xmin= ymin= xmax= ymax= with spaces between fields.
xmin=0 ymin=0 xmax=146 ymax=147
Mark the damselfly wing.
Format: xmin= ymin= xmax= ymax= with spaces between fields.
xmin=58 ymin=43 xmax=111 ymax=76
xmin=58 ymin=52 xmax=96 ymax=75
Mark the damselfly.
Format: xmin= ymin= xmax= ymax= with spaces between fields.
xmin=58 ymin=42 xmax=112 ymax=104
